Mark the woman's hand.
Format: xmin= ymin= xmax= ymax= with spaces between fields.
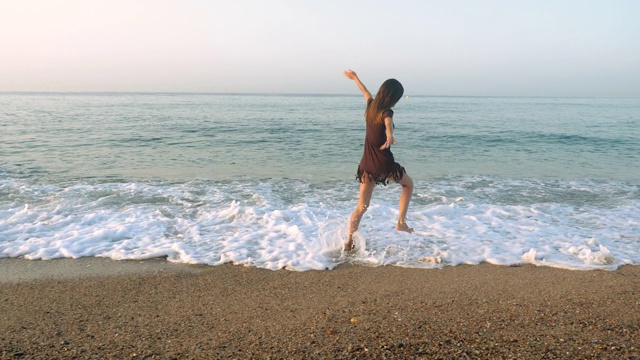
xmin=344 ymin=69 xmax=372 ymax=102
xmin=380 ymin=136 xmax=397 ymax=150
xmin=343 ymin=69 xmax=358 ymax=80
xmin=381 ymin=116 xmax=396 ymax=149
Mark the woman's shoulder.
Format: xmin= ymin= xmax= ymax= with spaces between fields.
xmin=382 ymin=108 xmax=394 ymax=118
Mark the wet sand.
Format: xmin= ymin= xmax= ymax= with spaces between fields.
xmin=1 ymin=259 xmax=639 ymax=359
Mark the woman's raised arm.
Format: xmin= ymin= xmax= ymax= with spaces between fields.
xmin=344 ymin=69 xmax=372 ymax=103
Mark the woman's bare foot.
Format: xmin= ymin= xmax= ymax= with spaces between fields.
xmin=344 ymin=240 xmax=354 ymax=252
xmin=396 ymin=222 xmax=414 ymax=233
xmin=344 ymin=235 xmax=355 ymax=252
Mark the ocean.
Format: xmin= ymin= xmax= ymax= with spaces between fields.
xmin=1 ymin=93 xmax=639 ymax=270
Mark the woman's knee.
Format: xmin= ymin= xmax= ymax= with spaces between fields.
xmin=400 ymin=173 xmax=414 ymax=189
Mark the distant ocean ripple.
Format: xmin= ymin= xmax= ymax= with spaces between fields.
xmin=1 ymin=93 xmax=639 ymax=270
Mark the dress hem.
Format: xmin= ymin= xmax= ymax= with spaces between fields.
xmin=355 ymin=165 xmax=406 ymax=186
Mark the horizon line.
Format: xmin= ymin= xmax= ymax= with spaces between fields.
xmin=1 ymin=91 xmax=638 ymax=99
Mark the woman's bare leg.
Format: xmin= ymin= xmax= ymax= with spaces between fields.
xmin=396 ymin=172 xmax=414 ymax=233
xmin=345 ymin=177 xmax=376 ymax=251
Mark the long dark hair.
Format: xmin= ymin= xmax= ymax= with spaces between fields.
xmin=366 ymin=79 xmax=404 ymax=124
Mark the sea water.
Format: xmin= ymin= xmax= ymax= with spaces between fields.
xmin=1 ymin=93 xmax=639 ymax=270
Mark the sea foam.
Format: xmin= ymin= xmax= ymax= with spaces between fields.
xmin=1 ymin=177 xmax=638 ymax=271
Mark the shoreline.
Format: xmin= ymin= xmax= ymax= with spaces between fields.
xmin=0 ymin=257 xmax=207 ymax=284
xmin=1 ymin=258 xmax=639 ymax=358
xmin=2 ymin=257 xmax=637 ymax=284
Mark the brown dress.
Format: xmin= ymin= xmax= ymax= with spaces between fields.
xmin=356 ymin=99 xmax=406 ymax=185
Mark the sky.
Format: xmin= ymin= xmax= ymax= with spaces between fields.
xmin=1 ymin=0 xmax=639 ymax=96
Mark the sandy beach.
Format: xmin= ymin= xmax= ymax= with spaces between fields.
xmin=1 ymin=259 xmax=639 ymax=359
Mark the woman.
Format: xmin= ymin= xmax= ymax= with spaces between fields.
xmin=344 ymin=69 xmax=414 ymax=251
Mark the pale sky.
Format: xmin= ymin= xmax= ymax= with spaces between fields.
xmin=1 ymin=0 xmax=639 ymax=96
